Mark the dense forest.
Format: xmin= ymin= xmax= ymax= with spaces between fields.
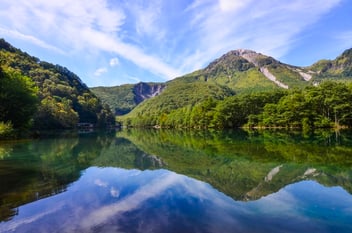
xmin=121 ymin=81 xmax=352 ymax=130
xmin=126 ymin=81 xmax=352 ymax=129
xmin=0 ymin=39 xmax=115 ymax=138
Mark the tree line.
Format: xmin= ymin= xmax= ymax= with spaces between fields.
xmin=122 ymin=81 xmax=352 ymax=130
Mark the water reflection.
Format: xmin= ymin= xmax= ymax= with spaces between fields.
xmin=1 ymin=167 xmax=351 ymax=233
xmin=0 ymin=129 xmax=352 ymax=232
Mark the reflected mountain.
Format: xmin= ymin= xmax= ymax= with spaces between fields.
xmin=116 ymin=129 xmax=352 ymax=200
xmin=1 ymin=129 xmax=352 ymax=222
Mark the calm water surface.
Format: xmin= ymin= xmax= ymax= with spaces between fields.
xmin=0 ymin=129 xmax=352 ymax=233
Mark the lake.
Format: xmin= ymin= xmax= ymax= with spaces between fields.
xmin=0 ymin=129 xmax=351 ymax=233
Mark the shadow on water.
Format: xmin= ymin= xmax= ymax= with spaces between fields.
xmin=0 ymin=128 xmax=352 ymax=223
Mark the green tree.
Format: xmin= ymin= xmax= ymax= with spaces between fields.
xmin=34 ymin=97 xmax=78 ymax=129
xmin=0 ymin=67 xmax=38 ymax=129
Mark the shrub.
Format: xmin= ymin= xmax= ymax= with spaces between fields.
xmin=0 ymin=121 xmax=14 ymax=139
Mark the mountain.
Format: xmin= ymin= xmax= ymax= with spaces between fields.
xmin=117 ymin=50 xmax=312 ymax=123
xmin=102 ymin=49 xmax=319 ymax=118
xmin=198 ymin=49 xmax=311 ymax=90
xmin=113 ymin=48 xmax=352 ymax=127
xmin=91 ymin=82 xmax=165 ymax=115
xmin=0 ymin=39 xmax=115 ymax=130
xmin=97 ymin=49 xmax=311 ymax=115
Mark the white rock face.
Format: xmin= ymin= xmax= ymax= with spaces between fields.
xmin=260 ymin=67 xmax=289 ymax=89
xmin=235 ymin=49 xmax=289 ymax=89
xmin=298 ymin=71 xmax=312 ymax=81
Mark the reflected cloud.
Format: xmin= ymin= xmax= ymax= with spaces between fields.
xmin=94 ymin=178 xmax=108 ymax=188
xmin=256 ymin=189 xmax=300 ymax=215
xmin=80 ymin=171 xmax=180 ymax=229
xmin=0 ymin=202 xmax=65 ymax=232
xmin=1 ymin=167 xmax=351 ymax=233
xmin=110 ymin=187 xmax=120 ymax=198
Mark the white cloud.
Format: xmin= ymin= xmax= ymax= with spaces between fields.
xmin=94 ymin=67 xmax=108 ymax=76
xmin=125 ymin=0 xmax=165 ymax=40
xmin=218 ymin=0 xmax=253 ymax=12
xmin=0 ymin=0 xmax=181 ymax=80
xmin=109 ymin=57 xmax=119 ymax=67
xmin=180 ymin=0 xmax=342 ymax=72
xmin=77 ymin=28 xmax=181 ymax=79
xmin=0 ymin=0 xmax=344 ymax=84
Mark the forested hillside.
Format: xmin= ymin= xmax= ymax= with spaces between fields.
xmin=0 ymin=39 xmax=115 ymax=137
xmin=120 ymin=49 xmax=352 ymax=129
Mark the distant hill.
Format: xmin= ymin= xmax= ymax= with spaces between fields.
xmin=309 ymin=48 xmax=352 ymax=79
xmin=91 ymin=82 xmax=165 ymax=115
xmin=0 ymin=38 xmax=115 ymax=130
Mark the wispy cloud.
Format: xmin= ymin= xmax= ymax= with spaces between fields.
xmin=125 ymin=0 xmax=165 ymax=41
xmin=218 ymin=0 xmax=253 ymax=12
xmin=179 ymin=0 xmax=342 ymax=72
xmin=109 ymin=57 xmax=119 ymax=67
xmin=126 ymin=75 xmax=141 ymax=83
xmin=0 ymin=0 xmax=344 ymax=85
xmin=94 ymin=67 xmax=108 ymax=76
xmin=0 ymin=27 xmax=65 ymax=54
xmin=0 ymin=0 xmax=181 ymax=80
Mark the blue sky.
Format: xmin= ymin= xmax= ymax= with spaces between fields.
xmin=0 ymin=0 xmax=351 ymax=87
